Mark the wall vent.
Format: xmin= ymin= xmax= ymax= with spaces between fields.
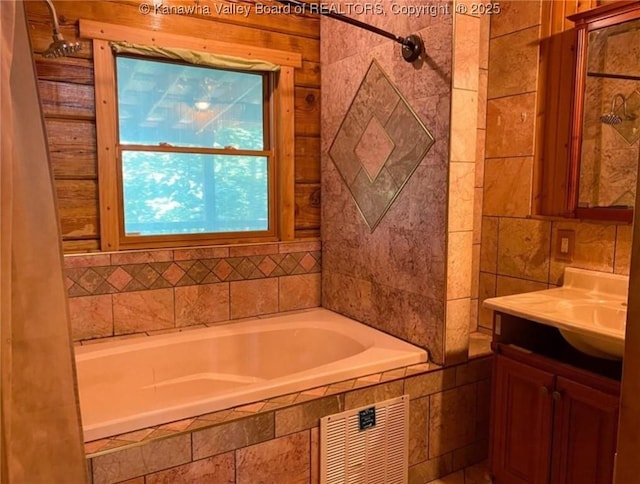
xmin=320 ymin=395 xmax=409 ymax=484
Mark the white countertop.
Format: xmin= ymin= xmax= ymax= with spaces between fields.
xmin=483 ymin=268 xmax=629 ymax=359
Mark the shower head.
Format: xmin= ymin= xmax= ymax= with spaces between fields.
xmin=600 ymin=112 xmax=623 ymax=125
xmin=41 ymin=0 xmax=81 ymax=58
xmin=43 ymin=35 xmax=82 ymax=58
xmin=601 ymin=93 xmax=636 ymax=125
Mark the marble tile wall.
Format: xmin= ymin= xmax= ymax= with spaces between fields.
xmin=83 ymin=355 xmax=492 ymax=484
xmin=472 ymin=12 xmax=490 ymax=337
xmin=477 ymin=0 xmax=634 ymax=331
xmin=321 ymin=0 xmax=452 ymax=364
xmin=446 ymin=4 xmax=490 ymax=364
xmin=65 ymin=241 xmax=321 ymax=341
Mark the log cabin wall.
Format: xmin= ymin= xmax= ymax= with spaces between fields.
xmin=25 ymin=0 xmax=321 ymax=253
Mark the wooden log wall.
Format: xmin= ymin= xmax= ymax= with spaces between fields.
xmin=25 ymin=0 xmax=321 ymax=252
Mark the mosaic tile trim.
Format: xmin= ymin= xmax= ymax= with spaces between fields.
xmin=83 ymin=339 xmax=493 ymax=458
xmin=66 ymin=250 xmax=321 ymax=297
xmin=328 ymin=59 xmax=435 ymax=231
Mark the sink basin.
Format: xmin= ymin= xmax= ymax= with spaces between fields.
xmin=559 ymin=329 xmax=625 ymax=360
xmin=560 ymin=303 xmax=626 ymax=332
xmin=554 ymin=302 xmax=627 ymax=359
xmin=483 ymin=268 xmax=629 ymax=359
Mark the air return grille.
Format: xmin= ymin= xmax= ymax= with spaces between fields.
xmin=320 ymin=395 xmax=409 ymax=484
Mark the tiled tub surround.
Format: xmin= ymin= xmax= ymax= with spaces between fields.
xmin=64 ymin=241 xmax=321 ymax=341
xmin=77 ymin=308 xmax=427 ymax=441
xmin=83 ymin=354 xmax=492 ymax=484
xmin=322 ymin=4 xmax=452 ymax=365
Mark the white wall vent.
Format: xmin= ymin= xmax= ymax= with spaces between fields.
xmin=320 ymin=394 xmax=409 ymax=484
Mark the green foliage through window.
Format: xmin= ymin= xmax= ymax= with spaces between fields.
xmin=116 ymin=56 xmax=269 ymax=237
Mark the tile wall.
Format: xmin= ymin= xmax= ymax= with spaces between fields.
xmin=446 ymin=3 xmax=491 ymax=364
xmin=83 ymin=355 xmax=492 ymax=484
xmin=472 ymin=11 xmax=490 ymax=335
xmin=65 ymin=241 xmax=321 ymax=342
xmin=477 ymin=0 xmax=633 ymax=331
xmin=321 ymin=1 xmax=452 ymax=364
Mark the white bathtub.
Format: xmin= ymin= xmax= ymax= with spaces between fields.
xmin=75 ymin=308 xmax=427 ymax=442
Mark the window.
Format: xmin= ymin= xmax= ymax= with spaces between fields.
xmin=115 ymin=56 xmax=274 ymax=241
xmin=88 ymin=25 xmax=300 ymax=251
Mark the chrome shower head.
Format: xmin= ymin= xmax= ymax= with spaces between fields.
xmin=43 ymin=35 xmax=82 ymax=58
xmin=41 ymin=0 xmax=81 ymax=58
xmin=600 ymin=112 xmax=623 ymax=125
xmin=601 ymin=93 xmax=635 ymax=125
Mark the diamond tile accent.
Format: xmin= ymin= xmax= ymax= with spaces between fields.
xmin=124 ymin=279 xmax=146 ymax=292
xmin=213 ymin=260 xmax=233 ymax=280
xmin=150 ymin=261 xmax=172 ymax=273
xmin=162 ymin=263 xmax=186 ymax=285
xmin=248 ymin=268 xmax=264 ymax=279
xmin=258 ymin=256 xmax=277 ymax=276
xmin=176 ymin=260 xmax=196 ymax=271
xmin=227 ymin=270 xmax=243 ymax=281
xmin=299 ymin=253 xmax=317 ymax=272
xmin=134 ymin=265 xmax=160 ymax=287
xmin=226 ymin=257 xmax=244 ymax=269
xmin=328 ymin=60 xmax=435 ymax=230
xmin=94 ymin=281 xmax=117 ymax=295
xmin=68 ymin=284 xmax=89 ymax=297
xmin=107 ymin=267 xmax=133 ymax=291
xmin=270 ymin=254 xmax=285 ymax=264
xmin=201 ymin=258 xmax=220 ymax=270
xmin=77 ymin=269 xmax=105 ymax=293
xmin=202 ymin=272 xmax=221 ymax=284
xmin=93 ymin=266 xmax=117 ymax=278
xmin=236 ymin=259 xmax=258 ymax=278
xmin=279 ymin=254 xmax=298 ymax=273
xmin=150 ymin=277 xmax=172 ymax=289
xmin=176 ymin=274 xmax=196 ymax=287
xmin=354 ymin=116 xmax=395 ymax=181
xmin=271 ymin=266 xmax=287 ymax=277
xmin=186 ymin=260 xmax=209 ymax=283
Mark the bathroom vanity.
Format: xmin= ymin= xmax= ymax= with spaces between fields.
xmin=484 ymin=268 xmax=626 ymax=484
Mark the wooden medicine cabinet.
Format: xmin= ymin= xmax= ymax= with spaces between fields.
xmin=539 ymin=1 xmax=640 ymax=223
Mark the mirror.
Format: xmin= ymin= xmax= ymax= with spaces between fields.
xmin=568 ymin=3 xmax=640 ymax=223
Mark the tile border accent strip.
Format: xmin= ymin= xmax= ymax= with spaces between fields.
xmin=65 ymin=243 xmax=321 ymax=297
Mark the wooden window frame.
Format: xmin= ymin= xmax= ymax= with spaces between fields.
xmin=83 ymin=20 xmax=301 ymax=250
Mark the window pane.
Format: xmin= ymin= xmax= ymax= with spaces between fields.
xmin=121 ymin=151 xmax=268 ymax=236
xmin=116 ymin=57 xmax=264 ymax=150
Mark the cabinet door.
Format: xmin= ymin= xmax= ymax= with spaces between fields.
xmin=491 ymin=354 xmax=555 ymax=484
xmin=550 ymin=376 xmax=619 ymax=484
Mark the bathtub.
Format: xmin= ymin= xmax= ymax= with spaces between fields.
xmin=75 ymin=308 xmax=427 ymax=441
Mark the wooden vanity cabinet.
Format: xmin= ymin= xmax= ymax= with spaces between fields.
xmin=490 ymin=345 xmax=620 ymax=484
xmin=491 ymin=354 xmax=554 ymax=484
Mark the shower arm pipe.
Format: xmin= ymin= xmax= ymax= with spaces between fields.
xmin=273 ymin=0 xmax=424 ymax=62
xmin=42 ymin=0 xmax=64 ymax=40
